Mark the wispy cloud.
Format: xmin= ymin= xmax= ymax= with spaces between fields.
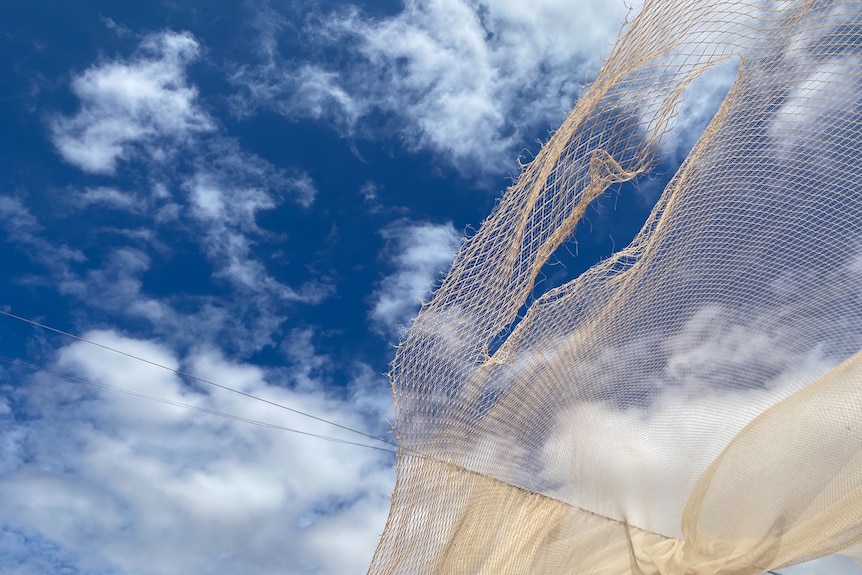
xmin=73 ymin=186 xmax=144 ymax=212
xmin=659 ymin=56 xmax=738 ymax=164
xmin=0 ymin=198 xmax=316 ymax=356
xmin=19 ymin=30 xmax=333 ymax=356
xmin=182 ymin=165 xmax=329 ymax=305
xmin=370 ymin=220 xmax=462 ymax=337
xmin=0 ymin=196 xmax=88 ymax=296
xmin=231 ymin=0 xmax=634 ymax=175
xmin=50 ymin=31 xmax=214 ymax=174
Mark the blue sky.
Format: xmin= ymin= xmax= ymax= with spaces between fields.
xmin=0 ymin=1 xmax=860 ymax=574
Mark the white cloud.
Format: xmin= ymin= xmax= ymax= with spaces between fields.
xmin=784 ymin=555 xmax=862 ymax=574
xmin=101 ymin=16 xmax=132 ymax=37
xmin=0 ymin=195 xmax=88 ymax=296
xmin=770 ymin=57 xmax=862 ymax=159
xmin=281 ymin=329 xmax=394 ymax=430
xmin=74 ymin=186 xmax=143 ymax=212
xmin=82 ymin=248 xmax=174 ymax=323
xmin=35 ymin=26 xmax=331 ymax=353
xmin=370 ymin=220 xmax=462 ymax=337
xmin=0 ymin=191 xmax=320 ymax=355
xmin=484 ymin=284 xmax=858 ymax=536
xmin=232 ymin=0 xmax=634 ymax=174
xmin=659 ymin=56 xmax=738 ymax=164
xmin=540 ymin=354 xmax=826 ymax=539
xmin=0 ymin=196 xmax=49 ymax=252
xmin=636 ymin=1 xmax=862 ymax=168
xmin=183 ymin=170 xmax=329 ymax=304
xmin=263 ymin=64 xmax=367 ymax=128
xmin=359 ymin=181 xmax=378 ymax=202
xmin=51 ymin=30 xmax=214 ymax=174
xmin=0 ymin=330 xmax=395 ymax=575
xmin=288 ymin=171 xmax=318 ymax=208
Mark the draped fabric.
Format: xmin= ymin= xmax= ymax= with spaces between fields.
xmin=369 ymin=1 xmax=862 ymax=573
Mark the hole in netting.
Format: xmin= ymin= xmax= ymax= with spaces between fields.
xmin=479 ymin=55 xmax=741 ymax=364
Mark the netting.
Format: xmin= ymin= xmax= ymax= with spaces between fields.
xmin=368 ymin=1 xmax=862 ymax=573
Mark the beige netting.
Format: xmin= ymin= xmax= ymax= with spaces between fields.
xmin=369 ymin=1 xmax=862 ymax=573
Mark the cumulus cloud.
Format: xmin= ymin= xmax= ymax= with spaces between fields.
xmin=0 ymin=330 xmax=394 ymax=575
xmin=370 ymin=220 xmax=462 ymax=337
xmin=514 ymin=249 xmax=862 ymax=534
xmin=231 ymin=0 xmax=634 ymax=174
xmin=50 ymin=31 xmax=214 ymax=174
xmin=541 ymin=354 xmax=828 ymax=538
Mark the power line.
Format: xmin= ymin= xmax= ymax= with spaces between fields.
xmin=0 ymin=355 xmax=398 ymax=454
xmin=0 ymin=309 xmax=398 ymax=449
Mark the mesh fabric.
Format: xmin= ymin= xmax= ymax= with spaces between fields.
xmin=369 ymin=1 xmax=862 ymax=573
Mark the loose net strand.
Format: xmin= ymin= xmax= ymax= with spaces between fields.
xmin=370 ymin=1 xmax=862 ymax=574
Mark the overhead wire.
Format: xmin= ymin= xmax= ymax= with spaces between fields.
xmin=0 ymin=309 xmax=399 ymax=450
xmin=0 ymin=355 xmax=398 ymax=454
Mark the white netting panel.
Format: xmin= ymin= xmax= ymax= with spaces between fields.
xmin=370 ymin=1 xmax=862 ymax=573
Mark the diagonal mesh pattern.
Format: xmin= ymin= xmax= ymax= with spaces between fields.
xmin=369 ymin=1 xmax=862 ymax=573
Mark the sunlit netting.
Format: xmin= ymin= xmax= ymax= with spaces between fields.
xmin=368 ymin=1 xmax=862 ymax=574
